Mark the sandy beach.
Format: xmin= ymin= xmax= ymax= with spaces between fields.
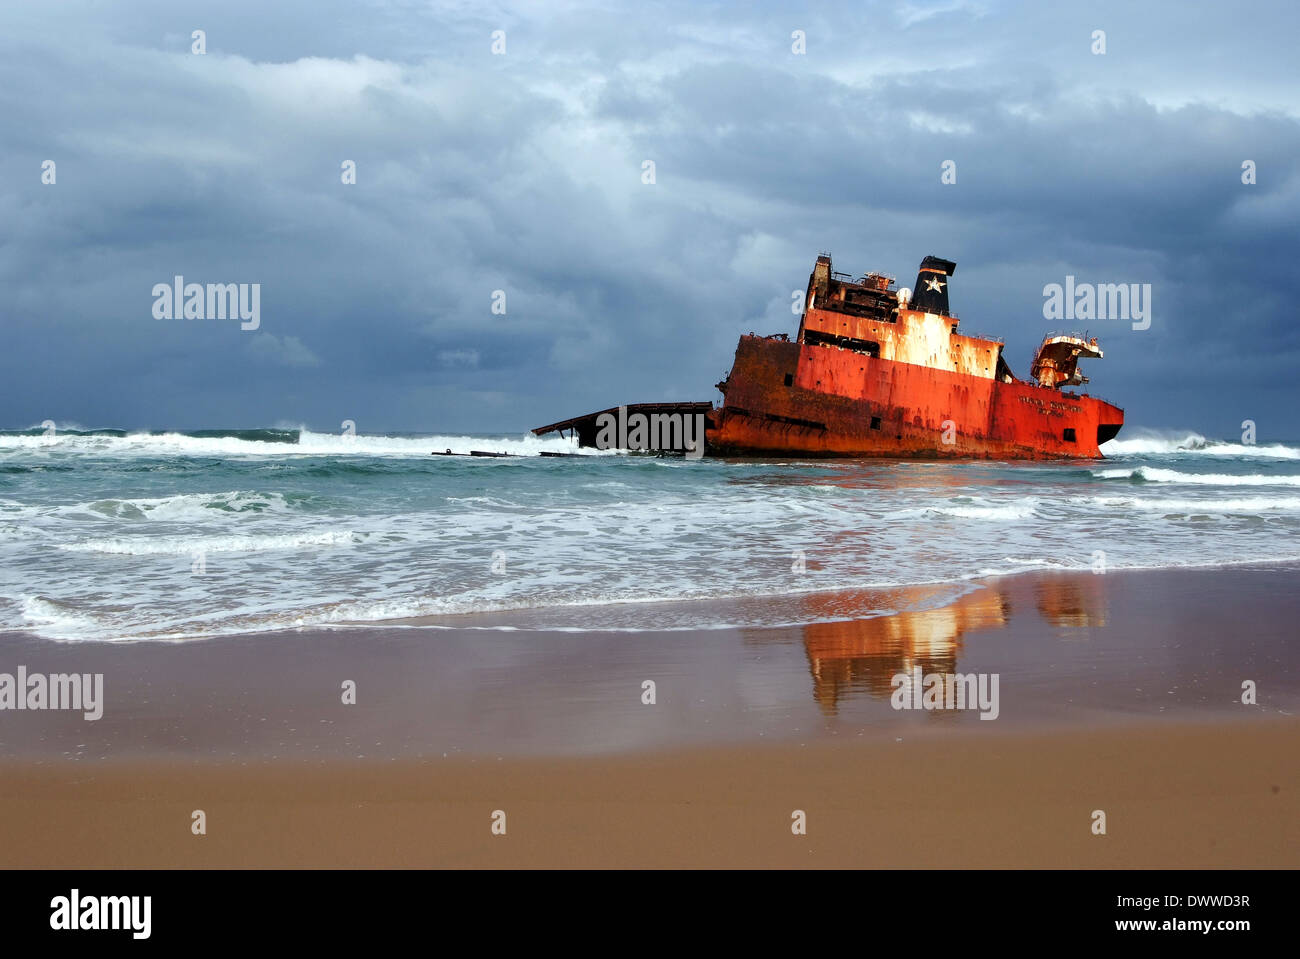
xmin=2 ymin=719 xmax=1296 ymax=869
xmin=1 ymin=565 xmax=1297 ymax=868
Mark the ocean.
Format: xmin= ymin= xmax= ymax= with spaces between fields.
xmin=2 ymin=426 xmax=1298 ymax=642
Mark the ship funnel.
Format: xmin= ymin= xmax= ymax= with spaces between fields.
xmin=910 ymin=256 xmax=956 ymax=316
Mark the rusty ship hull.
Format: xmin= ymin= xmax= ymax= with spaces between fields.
xmin=708 ymin=332 xmax=1123 ymax=459
xmin=534 ymin=253 xmax=1124 ymax=459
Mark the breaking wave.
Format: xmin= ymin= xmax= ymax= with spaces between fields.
xmin=894 ymin=498 xmax=1039 ymax=521
xmin=1089 ymin=495 xmax=1300 ymax=513
xmin=1093 ymin=467 xmax=1300 ymax=486
xmin=0 ymin=428 xmax=590 ymax=458
xmin=1101 ymin=431 xmax=1300 ymax=459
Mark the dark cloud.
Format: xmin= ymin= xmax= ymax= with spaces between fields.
xmin=1 ymin=0 xmax=1297 ymax=437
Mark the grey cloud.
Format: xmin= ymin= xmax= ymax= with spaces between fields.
xmin=1 ymin=0 xmax=1297 ymax=436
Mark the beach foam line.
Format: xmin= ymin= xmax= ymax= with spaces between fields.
xmin=18 ymin=555 xmax=1300 ymax=643
xmin=58 ymin=529 xmax=361 ymax=555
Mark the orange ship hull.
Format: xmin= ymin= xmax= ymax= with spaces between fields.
xmin=707 ymin=334 xmax=1124 ymax=459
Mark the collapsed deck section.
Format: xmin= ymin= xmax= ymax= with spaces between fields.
xmin=1031 ymin=334 xmax=1103 ymax=388
xmin=532 ymin=402 xmax=714 ymax=449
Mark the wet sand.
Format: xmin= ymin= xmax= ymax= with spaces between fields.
xmin=1 ymin=720 xmax=1295 ymax=868
xmin=1 ymin=565 xmax=1297 ymax=867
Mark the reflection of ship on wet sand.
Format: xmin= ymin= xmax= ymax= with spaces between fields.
xmin=802 ymin=588 xmax=1010 ymax=715
xmin=798 ymin=576 xmax=1108 ymax=715
xmin=1035 ymin=576 xmax=1108 ymax=629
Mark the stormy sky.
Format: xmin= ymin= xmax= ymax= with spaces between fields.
xmin=2 ymin=0 xmax=1297 ymax=438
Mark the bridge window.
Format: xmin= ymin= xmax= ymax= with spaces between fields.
xmin=1063 ymin=428 xmax=1077 ymax=442
xmin=804 ymin=329 xmax=880 ymax=357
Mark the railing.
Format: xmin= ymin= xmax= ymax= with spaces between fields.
xmin=1038 ymin=330 xmax=1099 ymax=343
xmin=820 ymin=301 xmax=891 ymax=319
xmin=1063 ymin=391 xmax=1122 ymax=408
